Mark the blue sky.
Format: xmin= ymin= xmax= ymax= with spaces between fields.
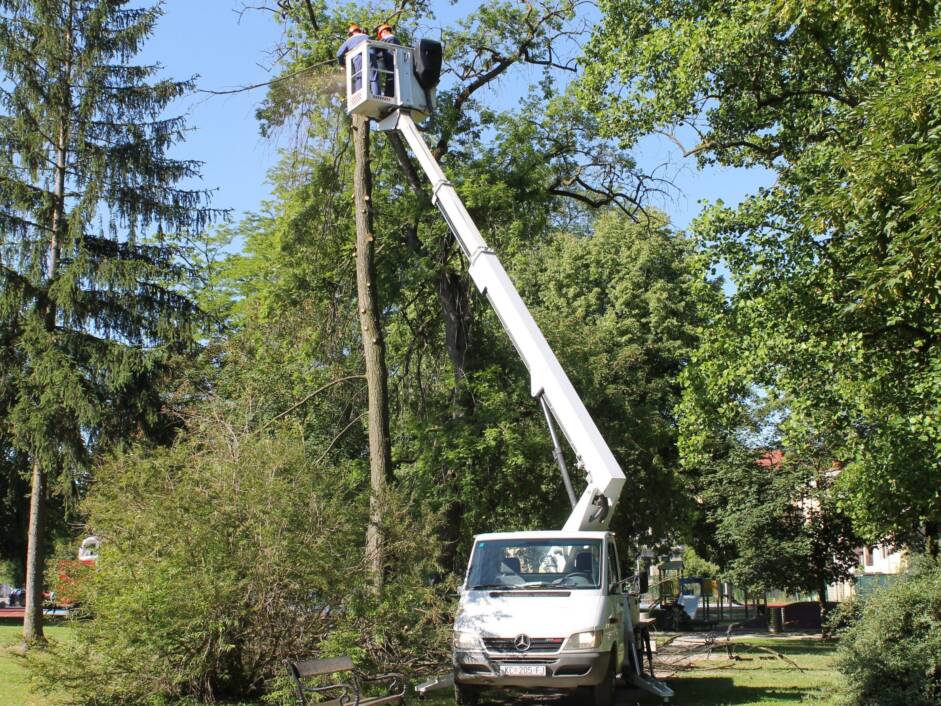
xmin=141 ymin=2 xmax=286 ymax=220
xmin=144 ymin=1 xmax=773 ymax=232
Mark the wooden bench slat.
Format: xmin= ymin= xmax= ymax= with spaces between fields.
xmin=294 ymin=656 xmax=356 ymax=677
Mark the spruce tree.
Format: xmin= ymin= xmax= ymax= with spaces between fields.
xmin=0 ymin=0 xmax=216 ymax=642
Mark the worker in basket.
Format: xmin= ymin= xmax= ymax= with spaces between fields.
xmin=336 ymin=23 xmax=368 ymax=92
xmin=373 ymin=23 xmax=399 ymax=97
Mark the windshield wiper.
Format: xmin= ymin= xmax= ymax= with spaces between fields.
xmin=472 ymin=583 xmax=519 ymax=590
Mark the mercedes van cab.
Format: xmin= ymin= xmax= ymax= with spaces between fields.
xmin=452 ymin=531 xmax=634 ymax=706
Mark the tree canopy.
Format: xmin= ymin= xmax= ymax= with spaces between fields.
xmin=583 ymin=0 xmax=941 ymax=549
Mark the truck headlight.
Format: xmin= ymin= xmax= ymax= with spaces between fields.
xmin=564 ymin=629 xmax=603 ymax=650
xmin=453 ymin=630 xmax=483 ymax=650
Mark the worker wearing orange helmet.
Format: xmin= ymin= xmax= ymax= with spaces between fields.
xmin=374 ymin=23 xmax=400 ymax=96
xmin=336 ymin=23 xmax=369 ymax=92
xmin=375 ymin=23 xmax=399 ymax=45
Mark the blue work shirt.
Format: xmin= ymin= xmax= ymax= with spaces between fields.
xmin=375 ymin=34 xmax=400 ymax=96
xmin=337 ymin=33 xmax=369 ymax=91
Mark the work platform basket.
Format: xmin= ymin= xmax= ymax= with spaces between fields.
xmin=345 ymin=38 xmax=441 ymax=121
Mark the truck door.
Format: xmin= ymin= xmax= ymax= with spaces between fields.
xmin=604 ymin=538 xmax=626 ymax=668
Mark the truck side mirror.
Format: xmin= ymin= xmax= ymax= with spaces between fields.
xmin=639 ymin=570 xmax=649 ymax=594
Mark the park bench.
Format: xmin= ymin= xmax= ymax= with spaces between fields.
xmin=284 ymin=655 xmax=406 ymax=706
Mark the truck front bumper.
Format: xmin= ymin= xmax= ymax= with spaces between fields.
xmin=453 ymin=649 xmax=610 ymax=688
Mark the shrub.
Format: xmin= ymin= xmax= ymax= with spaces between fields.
xmin=682 ymin=546 xmax=720 ymax=578
xmin=835 ymin=556 xmax=941 ymax=706
xmin=30 ymin=414 xmax=450 ymax=705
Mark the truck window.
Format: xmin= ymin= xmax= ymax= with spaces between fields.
xmin=467 ymin=538 xmax=603 ymax=590
xmin=606 ymin=540 xmax=620 ymax=591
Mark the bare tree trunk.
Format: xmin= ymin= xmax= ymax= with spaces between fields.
xmin=23 ymin=96 xmax=68 ymax=643
xmin=352 ymin=114 xmax=393 ymax=589
xmin=436 ymin=264 xmax=476 ymax=572
xmin=22 ymin=458 xmax=46 ymax=643
xmin=818 ymin=579 xmax=830 ymax=637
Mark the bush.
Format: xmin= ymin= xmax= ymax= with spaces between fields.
xmin=682 ymin=546 xmax=720 ymax=578
xmin=30 ymin=413 xmax=450 ymax=705
xmin=834 ymin=556 xmax=941 ymax=706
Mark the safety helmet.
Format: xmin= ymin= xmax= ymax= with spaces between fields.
xmin=347 ymin=23 xmax=363 ymax=36
xmin=375 ymin=23 xmax=393 ymax=37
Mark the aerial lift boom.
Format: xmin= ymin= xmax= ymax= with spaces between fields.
xmin=343 ymin=36 xmax=625 ymax=530
xmin=379 ymin=110 xmax=625 ymax=531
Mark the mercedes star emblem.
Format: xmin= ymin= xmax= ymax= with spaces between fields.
xmin=514 ymin=634 xmax=532 ymax=652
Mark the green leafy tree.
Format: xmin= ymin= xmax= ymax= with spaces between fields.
xmin=512 ymin=212 xmax=718 ymax=548
xmin=238 ymin=0 xmax=669 ymax=577
xmin=0 ymin=0 xmax=215 ymax=641
xmin=702 ymin=442 xmax=859 ymax=622
xmin=681 ymin=546 xmax=719 ymax=579
xmin=28 ymin=394 xmax=448 ymax=704
xmin=582 ymin=0 xmax=941 ymax=551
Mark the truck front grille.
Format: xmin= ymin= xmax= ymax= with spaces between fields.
xmin=483 ymin=637 xmax=564 ymax=654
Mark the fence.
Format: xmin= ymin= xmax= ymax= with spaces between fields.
xmin=855 ymin=573 xmax=899 ymax=598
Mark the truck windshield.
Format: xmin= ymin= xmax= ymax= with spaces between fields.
xmin=466 ymin=538 xmax=603 ymax=590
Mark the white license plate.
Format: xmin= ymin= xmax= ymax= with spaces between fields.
xmin=500 ymin=665 xmax=546 ymax=677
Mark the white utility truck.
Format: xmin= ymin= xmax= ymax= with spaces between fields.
xmin=344 ymin=38 xmax=673 ymax=706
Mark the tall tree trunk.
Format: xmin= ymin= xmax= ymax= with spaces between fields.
xmin=24 ymin=59 xmax=69 ymax=643
xmin=436 ymin=264 xmax=476 ymax=572
xmin=818 ymin=579 xmax=830 ymax=638
xmin=352 ymin=114 xmax=393 ymax=589
xmin=22 ymin=458 xmax=46 ymax=642
xmin=925 ymin=520 xmax=938 ymax=558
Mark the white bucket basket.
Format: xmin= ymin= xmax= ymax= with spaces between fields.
xmin=346 ymin=40 xmax=434 ymax=120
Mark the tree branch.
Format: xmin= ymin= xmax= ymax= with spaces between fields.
xmin=261 ymin=375 xmax=366 ymax=430
xmin=316 ymin=412 xmax=366 ymax=464
xmin=195 ymin=57 xmax=335 ymax=96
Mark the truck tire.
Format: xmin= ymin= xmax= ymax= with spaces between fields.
xmin=455 ymin=683 xmax=479 ymax=706
xmin=591 ymin=651 xmax=616 ymax=706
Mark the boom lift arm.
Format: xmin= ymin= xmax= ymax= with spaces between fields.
xmin=376 ymin=110 xmax=625 ymax=532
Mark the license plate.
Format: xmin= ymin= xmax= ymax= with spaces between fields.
xmin=500 ymin=665 xmax=546 ymax=677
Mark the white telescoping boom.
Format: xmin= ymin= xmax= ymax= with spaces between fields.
xmin=379 ymin=109 xmax=625 ymax=532
xmin=344 ymin=38 xmax=625 ymax=532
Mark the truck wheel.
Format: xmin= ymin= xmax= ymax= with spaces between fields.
xmin=455 ymin=683 xmax=479 ymax=706
xmin=591 ymin=652 xmax=616 ymax=706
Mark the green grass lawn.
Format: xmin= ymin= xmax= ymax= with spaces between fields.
xmin=0 ymin=623 xmax=71 ymax=706
xmin=666 ymin=637 xmax=842 ymax=705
